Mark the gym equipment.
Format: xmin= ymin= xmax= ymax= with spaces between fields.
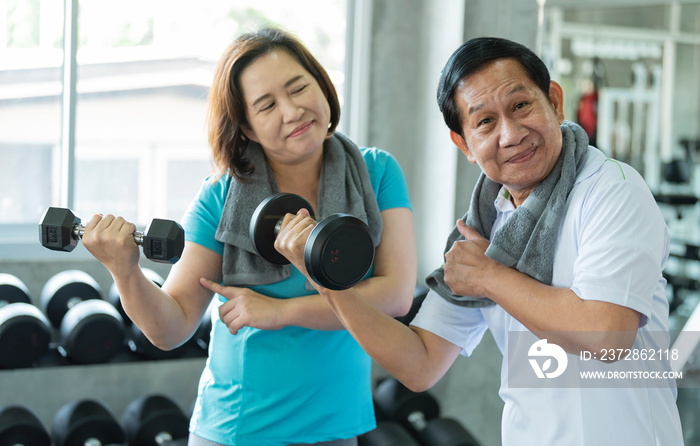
xmin=0 ymin=274 xmax=51 ymax=369
xmin=122 ymin=394 xmax=189 ymax=446
xmin=0 ymin=405 xmax=51 ymax=446
xmin=40 ymin=270 xmax=125 ymax=364
xmin=39 ymin=207 xmax=185 ymax=264
xmin=51 ymin=399 xmax=125 ymax=446
xmin=250 ymin=193 xmax=375 ymax=290
xmin=359 ymin=421 xmax=420 ymax=446
xmin=374 ymin=377 xmax=480 ymax=446
xmin=127 ymin=323 xmax=191 ymax=361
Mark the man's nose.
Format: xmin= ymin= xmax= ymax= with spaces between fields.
xmin=498 ymin=116 xmax=527 ymax=148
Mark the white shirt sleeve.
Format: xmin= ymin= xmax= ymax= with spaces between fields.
xmin=569 ymin=161 xmax=668 ymax=327
xmin=409 ymin=290 xmax=489 ymax=357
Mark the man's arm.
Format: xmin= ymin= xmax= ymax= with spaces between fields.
xmin=201 ymin=207 xmax=417 ymax=334
xmin=321 ymin=286 xmax=464 ymax=392
xmin=445 ymin=221 xmax=640 ymax=354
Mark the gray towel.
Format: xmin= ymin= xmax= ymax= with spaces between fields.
xmin=215 ymin=132 xmax=383 ymax=288
xmin=425 ymin=121 xmax=590 ymax=307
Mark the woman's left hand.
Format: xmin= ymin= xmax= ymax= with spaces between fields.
xmin=200 ymin=279 xmax=284 ymax=335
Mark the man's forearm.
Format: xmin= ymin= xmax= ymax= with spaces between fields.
xmin=483 ymin=264 xmax=640 ymax=353
xmin=321 ymin=287 xmax=457 ymax=391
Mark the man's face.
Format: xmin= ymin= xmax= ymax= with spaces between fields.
xmin=450 ymin=58 xmax=565 ymax=205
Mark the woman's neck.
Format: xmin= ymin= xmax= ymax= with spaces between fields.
xmin=268 ymin=151 xmax=323 ymax=212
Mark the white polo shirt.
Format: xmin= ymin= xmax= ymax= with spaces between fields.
xmin=412 ymin=147 xmax=684 ymax=445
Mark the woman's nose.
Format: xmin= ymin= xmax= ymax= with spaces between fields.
xmin=280 ymin=97 xmax=303 ymax=123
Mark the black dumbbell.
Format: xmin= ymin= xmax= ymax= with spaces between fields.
xmin=39 ymin=207 xmax=185 ymax=264
xmin=122 ymin=394 xmax=189 ymax=446
xmin=374 ymin=377 xmax=480 ymax=446
xmin=0 ymin=274 xmax=51 ymax=369
xmin=250 ymin=193 xmax=375 ymax=290
xmin=0 ymin=405 xmax=51 ymax=446
xmin=51 ymin=399 xmax=125 ymax=446
xmin=359 ymin=421 xmax=420 ymax=446
xmin=40 ymin=270 xmax=126 ymax=364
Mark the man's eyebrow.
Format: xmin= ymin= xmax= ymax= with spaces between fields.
xmin=251 ymin=75 xmax=306 ymax=107
xmin=467 ymin=85 xmax=528 ymax=117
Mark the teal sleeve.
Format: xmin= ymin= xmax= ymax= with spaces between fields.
xmin=361 ymin=147 xmax=412 ymax=212
xmin=181 ymin=175 xmax=228 ymax=256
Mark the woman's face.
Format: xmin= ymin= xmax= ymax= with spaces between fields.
xmin=239 ymin=49 xmax=331 ymax=166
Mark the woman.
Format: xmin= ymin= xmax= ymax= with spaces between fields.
xmin=82 ymin=28 xmax=416 ymax=446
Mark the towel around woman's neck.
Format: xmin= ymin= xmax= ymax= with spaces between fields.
xmin=215 ymin=132 xmax=383 ymax=288
xmin=425 ymin=121 xmax=591 ymax=307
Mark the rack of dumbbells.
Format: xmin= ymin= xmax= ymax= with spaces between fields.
xmin=0 ymin=209 xmax=212 ymax=444
xmin=0 ymin=267 xmax=211 ymax=444
xmin=359 ymin=376 xmax=481 ymax=446
xmin=1 ymin=393 xmax=191 ymax=446
xmin=357 ymin=288 xmax=482 ymax=446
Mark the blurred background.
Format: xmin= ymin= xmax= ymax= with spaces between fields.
xmin=2 ymin=1 xmax=700 ymax=445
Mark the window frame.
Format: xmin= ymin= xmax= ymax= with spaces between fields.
xmin=0 ymin=0 xmax=367 ymax=262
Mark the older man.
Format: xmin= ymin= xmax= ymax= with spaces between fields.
xmin=315 ymin=37 xmax=684 ymax=445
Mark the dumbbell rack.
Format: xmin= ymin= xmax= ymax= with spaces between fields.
xmin=0 ymin=258 xmax=206 ymax=433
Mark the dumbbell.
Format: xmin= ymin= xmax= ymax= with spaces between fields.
xmin=374 ymin=377 xmax=480 ymax=446
xmin=40 ymin=270 xmax=126 ymax=364
xmin=51 ymin=399 xmax=125 ymax=446
xmin=250 ymin=193 xmax=375 ymax=290
xmin=0 ymin=274 xmax=51 ymax=369
xmin=39 ymin=207 xmax=185 ymax=264
xmin=359 ymin=421 xmax=420 ymax=446
xmin=122 ymin=394 xmax=189 ymax=446
xmin=0 ymin=405 xmax=51 ymax=446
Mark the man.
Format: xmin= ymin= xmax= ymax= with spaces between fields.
xmin=317 ymin=37 xmax=684 ymax=445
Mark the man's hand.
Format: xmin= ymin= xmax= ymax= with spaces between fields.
xmin=443 ymin=220 xmax=499 ymax=298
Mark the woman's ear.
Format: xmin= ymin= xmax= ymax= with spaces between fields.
xmin=240 ymin=123 xmax=259 ymax=143
xmin=450 ymin=130 xmax=476 ymax=164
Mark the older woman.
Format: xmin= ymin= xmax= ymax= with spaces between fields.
xmin=82 ymin=28 xmax=416 ymax=446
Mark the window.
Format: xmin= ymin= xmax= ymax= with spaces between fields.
xmin=0 ymin=0 xmax=348 ymax=257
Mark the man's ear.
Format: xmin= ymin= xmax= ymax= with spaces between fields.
xmin=548 ymin=81 xmax=566 ymax=124
xmin=450 ymin=130 xmax=476 ymax=164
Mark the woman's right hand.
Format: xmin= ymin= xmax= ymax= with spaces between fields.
xmin=82 ymin=214 xmax=141 ymax=277
xmin=274 ymin=208 xmax=317 ymax=281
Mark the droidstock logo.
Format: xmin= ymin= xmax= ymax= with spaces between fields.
xmin=528 ymin=339 xmax=568 ymax=379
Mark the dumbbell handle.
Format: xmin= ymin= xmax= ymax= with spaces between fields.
xmin=407 ymin=411 xmax=428 ymax=431
xmin=72 ymin=223 xmax=145 ymax=245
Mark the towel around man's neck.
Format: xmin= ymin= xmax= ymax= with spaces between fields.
xmin=215 ymin=132 xmax=383 ymax=288
xmin=425 ymin=120 xmax=590 ymax=307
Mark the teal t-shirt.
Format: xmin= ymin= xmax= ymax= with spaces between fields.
xmin=183 ymin=147 xmax=411 ymax=445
